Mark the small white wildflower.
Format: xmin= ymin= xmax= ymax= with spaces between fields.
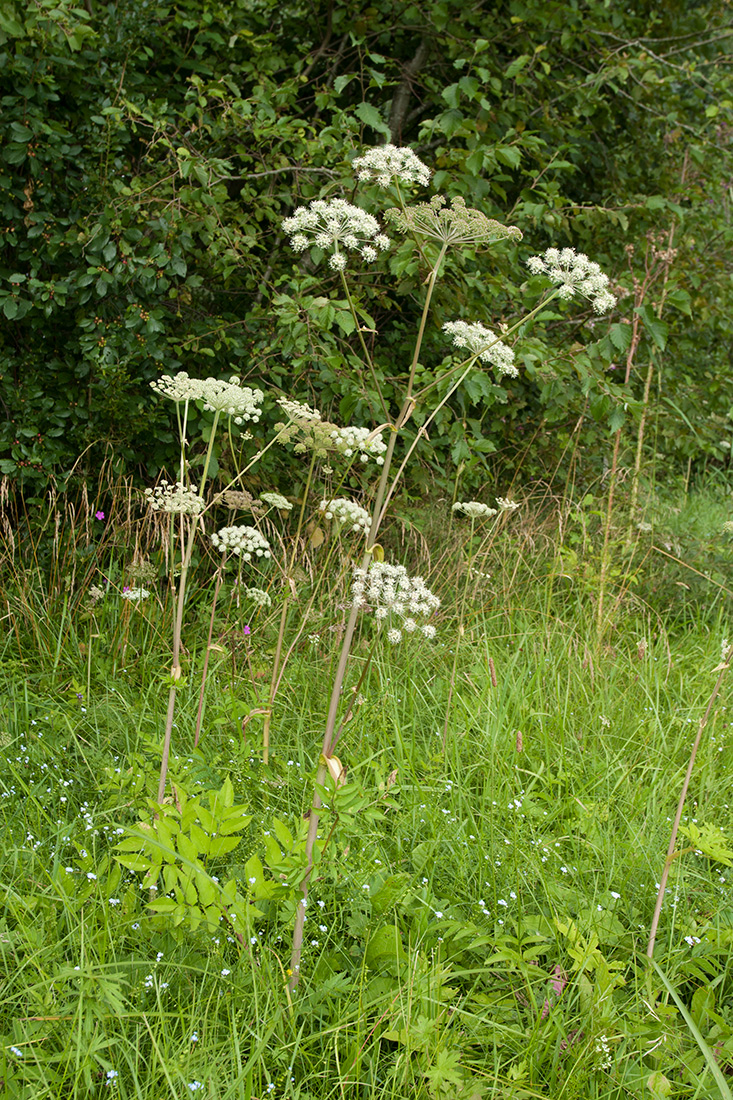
xmin=259 ymin=491 xmax=292 ymax=511
xmin=319 ymin=498 xmax=371 ymax=535
xmin=452 ymin=501 xmax=498 ymax=519
xmin=283 ymin=198 xmax=390 ymax=269
xmin=211 ymin=526 xmax=271 ymax=561
xmin=443 ymin=320 xmax=517 ymax=377
xmin=144 ymin=481 xmax=204 ymax=516
xmin=353 ymin=144 xmax=432 ymax=187
xmin=9 ymin=1046 xmax=23 ymax=1058
xmin=121 ymin=587 xmax=150 ymax=601
xmin=221 ymin=968 xmax=231 ymax=976
xmin=496 ymin=496 xmax=520 ymax=511
xmin=526 ymin=247 xmax=616 ymax=313
xmin=243 ymin=587 xmax=272 ymax=607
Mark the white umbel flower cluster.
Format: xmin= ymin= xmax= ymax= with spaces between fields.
xmin=260 ymin=492 xmax=292 ymax=511
xmin=452 ymin=501 xmax=498 ymax=519
xmin=319 ymin=498 xmax=372 ymax=535
xmin=211 ymin=526 xmax=272 ymax=561
xmin=352 ymin=561 xmax=440 ymax=643
xmin=496 ymin=497 xmax=520 ymax=512
xmin=150 ymin=372 xmax=264 ymax=425
xmin=144 ymin=481 xmax=204 ymax=515
xmin=198 ymin=376 xmax=264 ymax=424
xmin=330 ymin=425 xmax=387 ymax=465
xmin=526 ymin=248 xmax=616 ymax=313
xmin=150 ymin=371 xmax=202 ymax=403
xmin=243 ymin=587 xmax=272 ymax=607
xmin=443 ymin=321 xmax=518 ymax=377
xmin=276 ymin=397 xmax=321 ymax=423
xmin=283 ymin=198 xmax=390 ymax=271
xmin=121 ymin=587 xmax=150 ymax=601
xmin=352 ymin=144 xmax=431 ymax=187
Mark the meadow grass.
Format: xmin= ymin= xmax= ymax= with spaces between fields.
xmin=1 ymin=476 xmax=733 ymax=1100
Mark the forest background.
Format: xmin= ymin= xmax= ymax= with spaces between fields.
xmin=1 ymin=0 xmax=732 ymax=501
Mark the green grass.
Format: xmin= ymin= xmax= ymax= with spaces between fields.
xmin=2 ymin=480 xmax=733 ymax=1099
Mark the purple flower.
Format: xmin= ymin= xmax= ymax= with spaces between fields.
xmin=243 ymin=625 xmax=251 ymax=636
xmin=95 ymin=510 xmax=105 ymax=521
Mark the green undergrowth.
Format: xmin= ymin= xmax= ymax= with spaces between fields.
xmin=1 ymin=482 xmax=733 ymax=1099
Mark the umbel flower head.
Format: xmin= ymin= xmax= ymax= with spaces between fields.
xmin=385 ymin=195 xmax=522 ymax=248
xmin=443 ymin=321 xmax=517 ymax=377
xmin=144 ymin=481 xmax=204 ymax=515
xmin=211 ymin=526 xmax=271 ymax=562
xmin=352 ymin=144 xmax=431 ymax=188
xmin=282 ymin=198 xmax=390 ymax=271
xmin=150 ymin=372 xmax=264 ymax=425
xmin=275 ymin=398 xmax=386 ymax=466
xmin=526 ymin=248 xmax=616 ymax=314
xmin=260 ymin=491 xmax=293 ymax=512
xmin=453 ymin=497 xmax=520 ymax=518
xmin=330 ymin=425 xmax=387 ymax=465
xmin=352 ymin=560 xmax=440 ymax=643
xmin=319 ymin=498 xmax=372 ymax=535
xmin=452 ymin=501 xmax=498 ymax=519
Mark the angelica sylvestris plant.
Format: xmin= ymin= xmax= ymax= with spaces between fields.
xmin=148 ymin=371 xmax=267 ymax=804
xmin=284 ymin=145 xmax=616 ymax=987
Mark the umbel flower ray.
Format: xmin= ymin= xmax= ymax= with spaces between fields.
xmin=385 ymin=195 xmax=522 ymax=248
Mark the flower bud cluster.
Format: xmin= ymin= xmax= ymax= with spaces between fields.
xmin=222 ymin=489 xmax=259 ymax=512
xmin=352 ymin=144 xmax=431 ymax=187
xmin=319 ymin=498 xmax=372 ymax=535
xmin=352 ymin=561 xmax=440 ymax=643
xmin=243 ymin=586 xmax=272 ymax=607
xmin=144 ymin=481 xmax=204 ymax=515
xmin=526 ymin=248 xmax=616 ymax=313
xmin=211 ymin=526 xmax=272 ymax=562
xmin=330 ymin=426 xmax=387 ymax=465
xmin=260 ymin=491 xmax=292 ymax=511
xmin=150 ymin=372 xmax=264 ymax=425
xmin=283 ymin=198 xmax=390 ymax=270
xmin=443 ymin=321 xmax=517 ymax=377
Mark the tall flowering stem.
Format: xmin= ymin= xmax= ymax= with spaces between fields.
xmin=288 ymin=241 xmax=448 ymax=986
xmin=157 ymin=410 xmax=220 ymax=804
xmin=149 ymin=372 xmax=265 ymax=804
